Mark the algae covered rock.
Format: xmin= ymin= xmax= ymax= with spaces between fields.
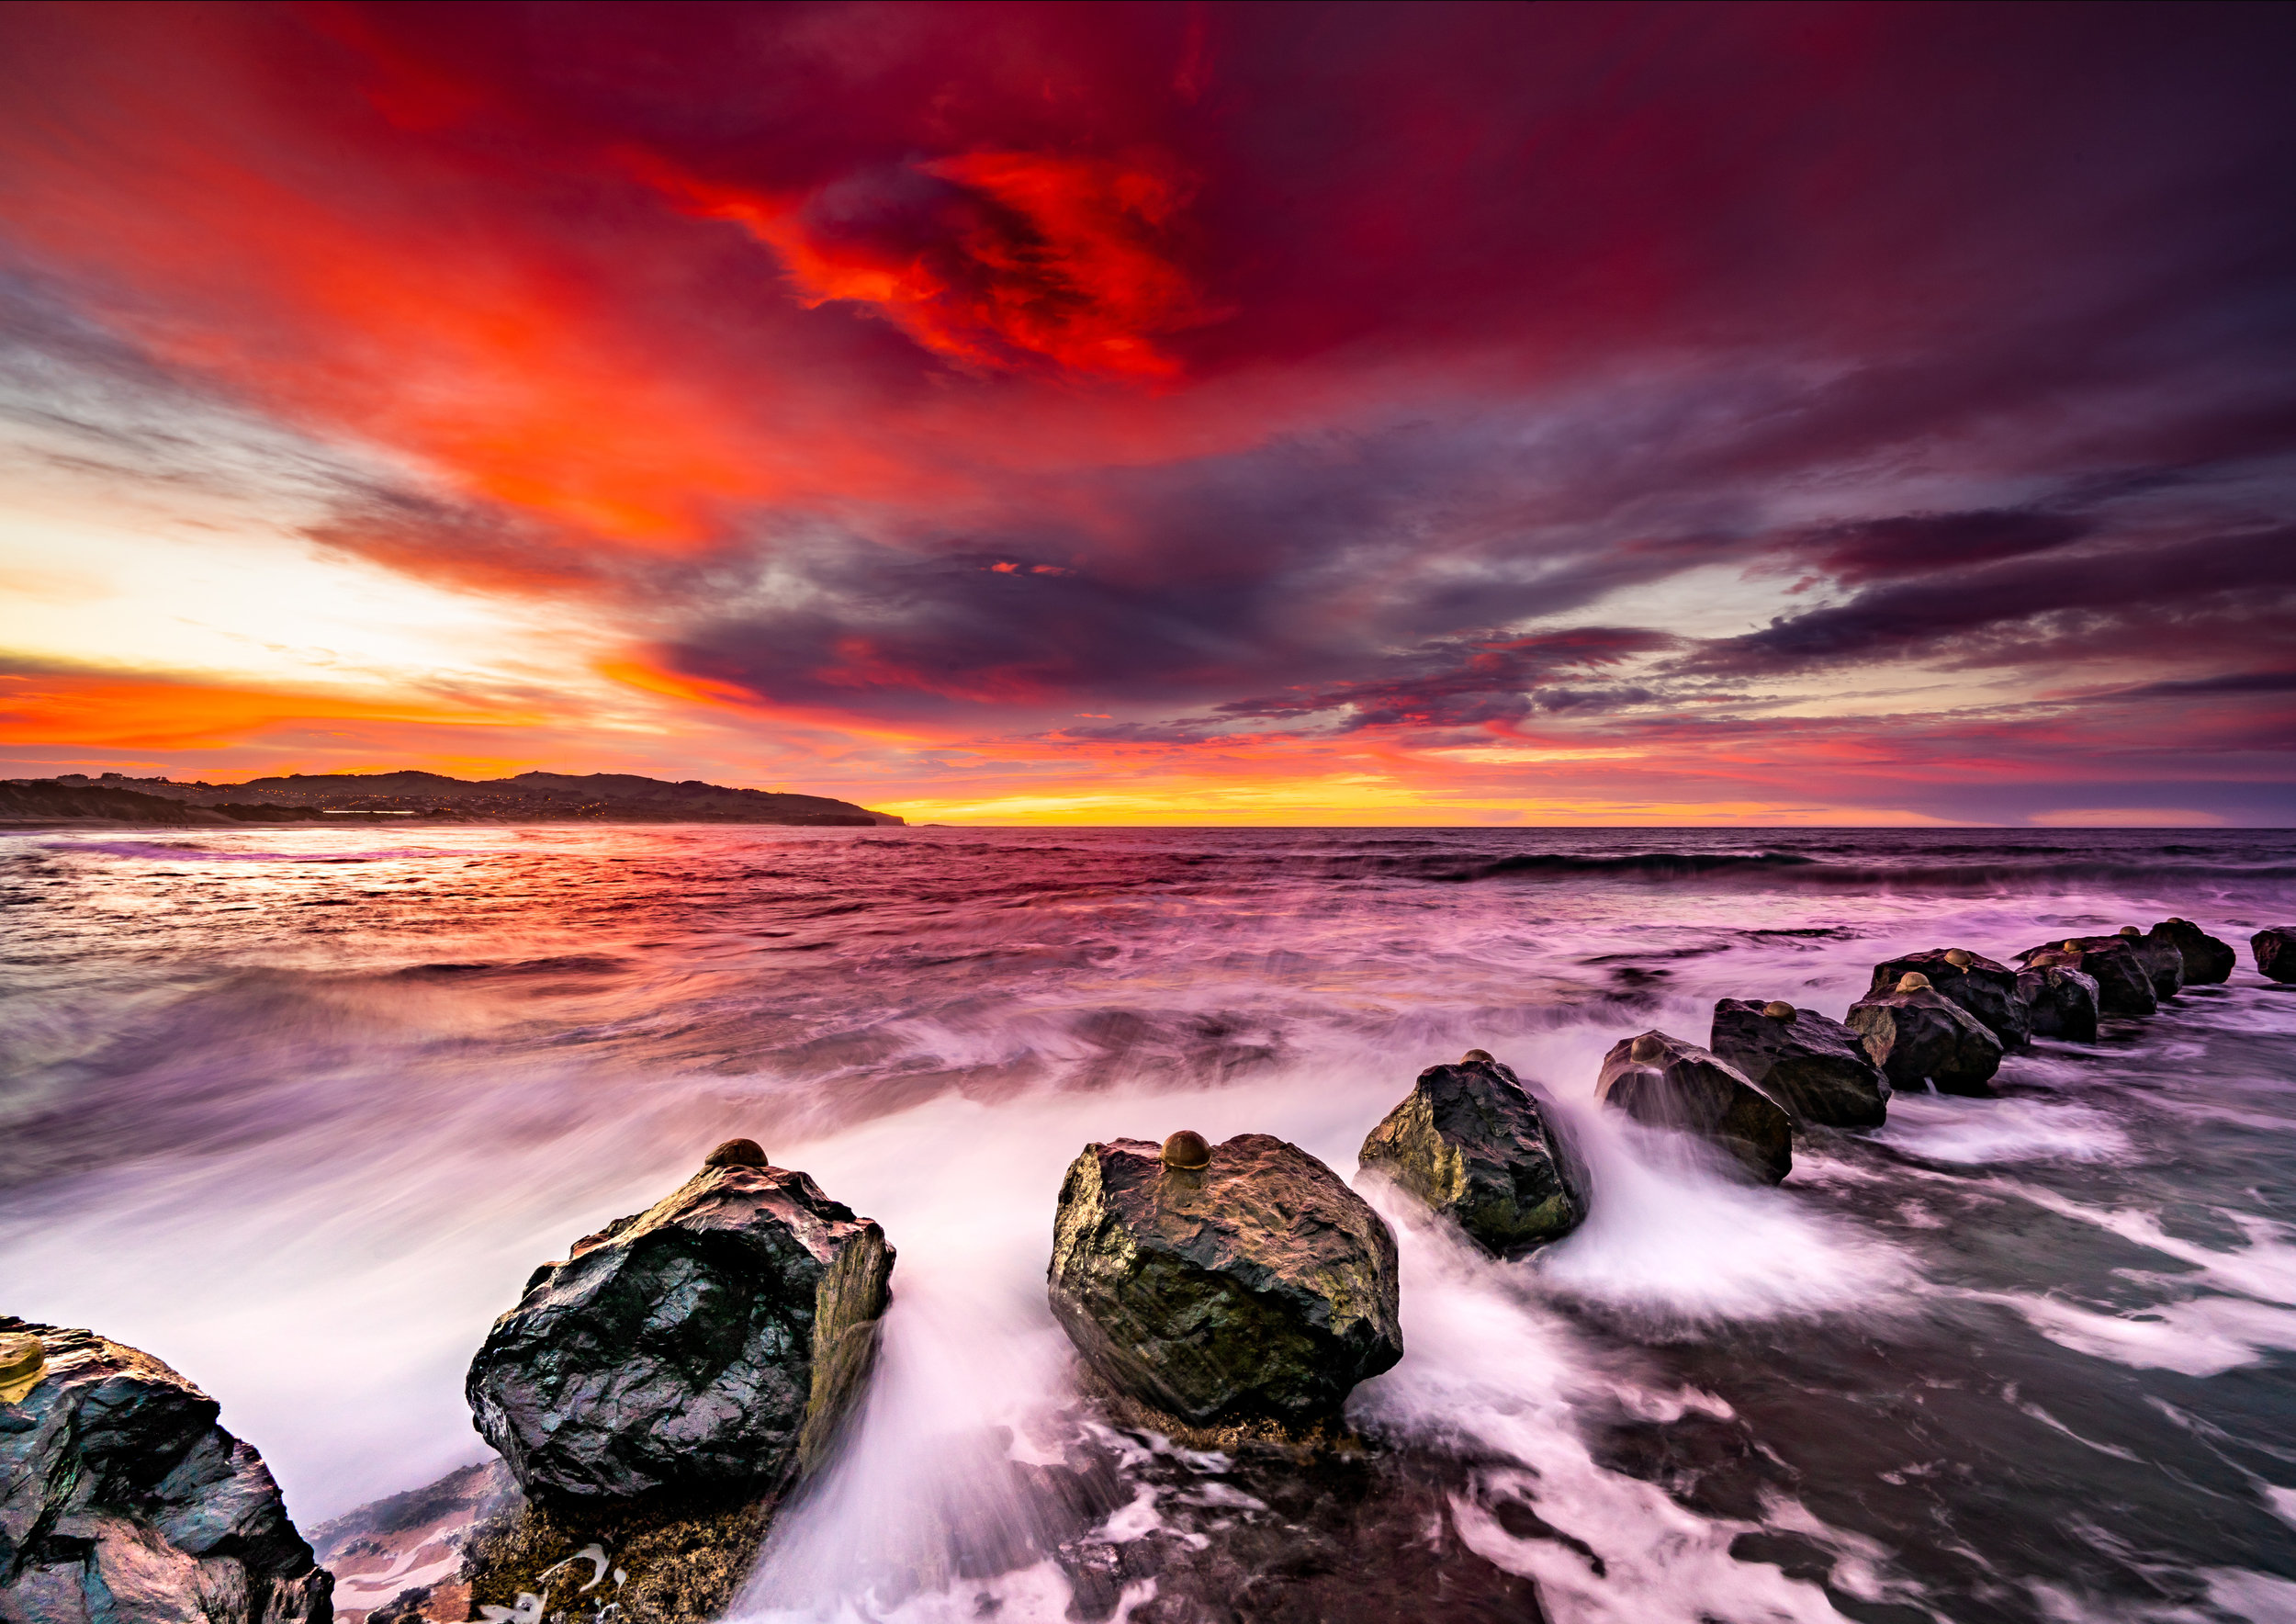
xmin=1048 ymin=1133 xmax=1402 ymax=1429
xmin=467 ymin=1153 xmax=895 ymax=1505
xmin=2250 ymin=926 xmax=2296 ymax=984
xmin=1846 ymin=976 xmax=2003 ymax=1095
xmin=1595 ymin=1031 xmax=1794 ymax=1183
xmin=1357 ymin=1051 xmax=1587 ymax=1257
xmin=1866 ymin=948 xmax=2030 ymax=1048
xmin=2014 ymin=937 xmax=2157 ymax=1016
xmin=2016 ymin=960 xmax=2103 ymax=1042
xmin=2149 ymin=919 xmax=2235 ymax=985
xmin=1708 ymin=999 xmax=1889 ymax=1127
xmin=0 ymin=1318 xmax=332 ymax=1624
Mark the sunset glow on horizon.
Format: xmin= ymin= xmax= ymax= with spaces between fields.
xmin=3 ymin=2 xmax=2291 ymax=825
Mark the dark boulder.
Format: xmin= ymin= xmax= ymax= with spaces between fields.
xmin=1845 ymin=974 xmax=2004 ymax=1096
xmin=2013 ymin=937 xmax=2158 ymax=1017
xmin=1595 ymin=1031 xmax=1794 ymax=1184
xmin=1708 ymin=999 xmax=1889 ymax=1128
xmin=467 ymin=1154 xmax=895 ymax=1505
xmin=2015 ymin=960 xmax=2102 ymax=1042
xmin=2253 ymin=927 xmax=2296 ymax=984
xmin=1047 ymin=1133 xmax=1402 ymax=1429
xmin=1866 ymin=948 xmax=2030 ymax=1048
xmin=2150 ymin=919 xmax=2236 ymax=985
xmin=0 ymin=1318 xmax=333 ymax=1623
xmin=2114 ymin=925 xmax=2185 ymax=999
xmin=1357 ymin=1051 xmax=1588 ymax=1256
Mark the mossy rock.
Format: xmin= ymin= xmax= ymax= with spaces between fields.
xmin=462 ymin=1490 xmax=778 ymax=1623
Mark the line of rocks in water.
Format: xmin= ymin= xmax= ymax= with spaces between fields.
xmin=9 ymin=920 xmax=2292 ymax=1624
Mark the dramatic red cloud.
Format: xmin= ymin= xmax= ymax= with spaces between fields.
xmin=0 ymin=1 xmax=2290 ymax=821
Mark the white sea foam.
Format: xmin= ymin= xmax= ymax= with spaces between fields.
xmin=1875 ymin=1093 xmax=2132 ymax=1165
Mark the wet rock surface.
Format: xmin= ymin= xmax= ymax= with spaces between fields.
xmin=2151 ymin=919 xmax=2236 ymax=985
xmin=2117 ymin=925 xmax=2186 ymax=1000
xmin=2015 ymin=936 xmax=2158 ymax=1016
xmin=0 ymin=1317 xmax=332 ymax=1624
xmin=1595 ymin=1031 xmax=1794 ymax=1183
xmin=2254 ymin=926 xmax=2296 ymax=984
xmin=467 ymin=1157 xmax=894 ymax=1505
xmin=1048 ymin=1134 xmax=1403 ymax=1428
xmin=1866 ymin=949 xmax=2030 ymax=1047
xmin=1357 ymin=1053 xmax=1587 ymax=1256
xmin=1707 ymin=1000 xmax=1889 ymax=1128
xmin=310 ymin=1459 xmax=521 ymax=1623
xmin=1845 ymin=982 xmax=2004 ymax=1095
xmin=2015 ymin=961 xmax=2103 ymax=1042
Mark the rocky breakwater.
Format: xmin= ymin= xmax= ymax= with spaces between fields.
xmin=1048 ymin=1132 xmax=1403 ymax=1439
xmin=2014 ymin=956 xmax=2103 ymax=1042
xmin=1708 ymin=999 xmax=1889 ymax=1128
xmin=2253 ymin=927 xmax=2296 ymax=984
xmin=1847 ymin=972 xmax=2005 ymax=1096
xmin=461 ymin=1138 xmax=894 ymax=1623
xmin=2153 ymin=919 xmax=2237 ymax=985
xmin=1867 ymin=948 xmax=2030 ymax=1048
xmin=0 ymin=1319 xmax=333 ymax=1624
xmin=2114 ymin=924 xmax=2187 ymax=1001
xmin=2016 ymin=935 xmax=2158 ymax=1018
xmin=1596 ymin=1031 xmax=1795 ymax=1182
xmin=1357 ymin=1050 xmax=1588 ymax=1257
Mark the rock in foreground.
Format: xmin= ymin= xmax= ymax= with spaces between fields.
xmin=1596 ymin=1031 xmax=1794 ymax=1183
xmin=1048 ymin=1133 xmax=1402 ymax=1430
xmin=1708 ymin=1000 xmax=1889 ymax=1127
xmin=2014 ymin=937 xmax=2158 ymax=1017
xmin=2152 ymin=919 xmax=2236 ymax=986
xmin=2254 ymin=927 xmax=2296 ymax=984
xmin=2117 ymin=925 xmax=2186 ymax=1000
xmin=2015 ymin=961 xmax=2103 ymax=1042
xmin=1867 ymin=949 xmax=2030 ymax=1047
xmin=0 ymin=1318 xmax=333 ymax=1624
xmin=1357 ymin=1051 xmax=1587 ymax=1257
xmin=1847 ymin=976 xmax=2004 ymax=1096
xmin=467 ymin=1151 xmax=895 ymax=1505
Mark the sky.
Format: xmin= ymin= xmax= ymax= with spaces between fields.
xmin=1 ymin=1 xmax=2292 ymax=826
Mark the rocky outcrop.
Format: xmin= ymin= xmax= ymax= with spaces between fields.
xmin=2252 ymin=927 xmax=2296 ymax=984
xmin=2015 ymin=961 xmax=2102 ymax=1042
xmin=1866 ymin=949 xmax=2030 ymax=1047
xmin=467 ymin=1150 xmax=895 ymax=1506
xmin=1595 ymin=1032 xmax=1794 ymax=1183
xmin=1357 ymin=1051 xmax=1587 ymax=1256
xmin=2114 ymin=925 xmax=2185 ymax=1000
xmin=0 ymin=1319 xmax=333 ymax=1624
xmin=2150 ymin=919 xmax=2236 ymax=985
xmin=1707 ymin=1000 xmax=1889 ymax=1127
xmin=1845 ymin=975 xmax=2004 ymax=1096
xmin=2014 ymin=937 xmax=2158 ymax=1017
xmin=1048 ymin=1133 xmax=1403 ymax=1430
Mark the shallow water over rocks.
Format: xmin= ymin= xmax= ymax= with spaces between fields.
xmin=4 ymin=824 xmax=2294 ymax=1621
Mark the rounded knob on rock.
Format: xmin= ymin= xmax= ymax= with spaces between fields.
xmin=2063 ymin=940 xmax=2082 ymax=952
xmin=2119 ymin=925 xmax=2142 ymax=938
xmin=0 ymin=1332 xmax=46 ymax=1404
xmin=1943 ymin=949 xmax=1974 ymax=968
xmin=1628 ymin=1032 xmax=1668 ymax=1063
xmin=704 ymin=1137 xmax=769 ymax=1169
xmin=1161 ymin=1130 xmax=1212 ymax=1170
xmin=1896 ymin=972 xmax=1931 ymax=993
xmin=1761 ymin=1000 xmax=1796 ymax=1021
xmin=1461 ymin=1048 xmax=1495 ymax=1064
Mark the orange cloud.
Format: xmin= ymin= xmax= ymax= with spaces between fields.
xmin=0 ymin=671 xmax=542 ymax=751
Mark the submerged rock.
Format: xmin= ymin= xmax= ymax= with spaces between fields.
xmin=1867 ymin=948 xmax=2030 ymax=1047
xmin=2015 ymin=960 xmax=2103 ymax=1042
xmin=467 ymin=1150 xmax=895 ymax=1505
xmin=1845 ymin=979 xmax=2004 ymax=1095
xmin=1048 ymin=1133 xmax=1402 ymax=1429
xmin=2014 ymin=937 xmax=2158 ymax=1017
xmin=2150 ymin=919 xmax=2236 ymax=985
xmin=1357 ymin=1051 xmax=1588 ymax=1256
xmin=0 ymin=1317 xmax=333 ymax=1624
xmin=1595 ymin=1031 xmax=1794 ymax=1183
xmin=2251 ymin=927 xmax=2296 ymax=984
xmin=1708 ymin=999 xmax=1889 ymax=1127
xmin=2117 ymin=924 xmax=2186 ymax=1000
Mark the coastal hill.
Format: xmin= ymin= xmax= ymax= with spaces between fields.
xmin=1 ymin=771 xmax=904 ymax=827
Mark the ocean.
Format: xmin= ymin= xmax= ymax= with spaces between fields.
xmin=5 ymin=824 xmax=2294 ymax=1622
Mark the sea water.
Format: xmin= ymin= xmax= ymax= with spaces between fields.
xmin=4 ymin=825 xmax=2294 ymax=1621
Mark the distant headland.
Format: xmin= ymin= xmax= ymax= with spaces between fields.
xmin=0 ymin=771 xmax=904 ymax=827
